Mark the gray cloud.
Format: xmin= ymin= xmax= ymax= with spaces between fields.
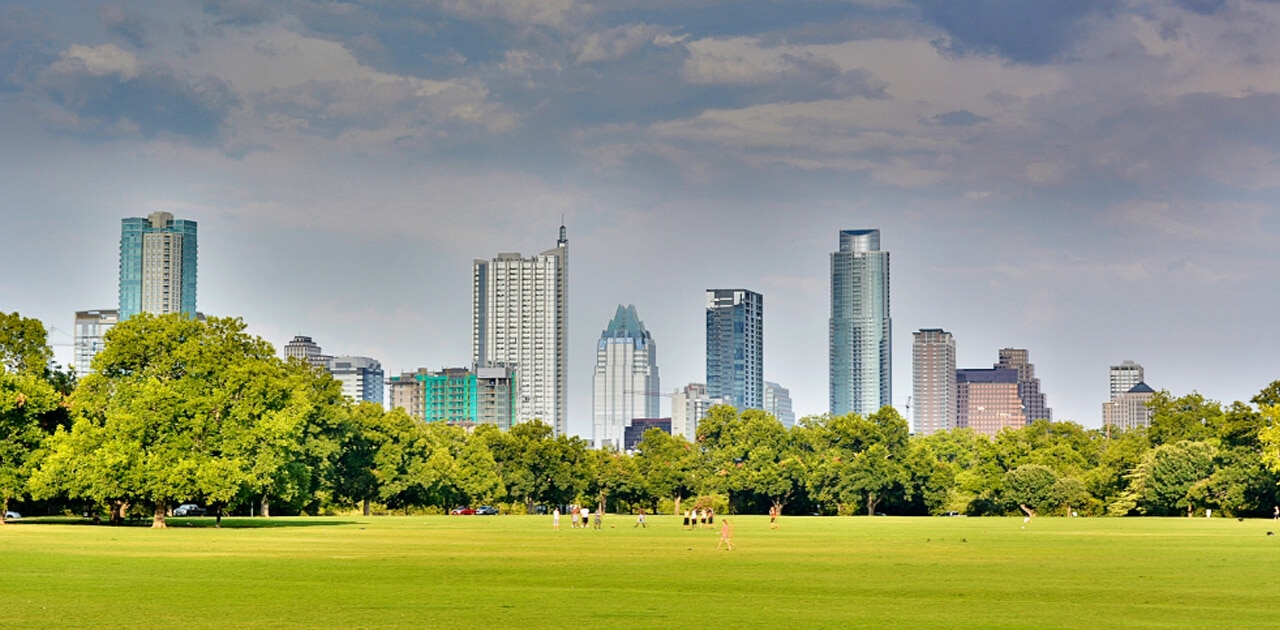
xmin=0 ymin=4 xmax=57 ymax=92
xmin=39 ymin=45 xmax=238 ymax=142
xmin=923 ymin=110 xmax=990 ymax=127
xmin=912 ymin=0 xmax=1120 ymax=64
xmin=98 ymin=5 xmax=148 ymax=48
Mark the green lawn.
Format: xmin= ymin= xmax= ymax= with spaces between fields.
xmin=3 ymin=514 xmax=1279 ymax=628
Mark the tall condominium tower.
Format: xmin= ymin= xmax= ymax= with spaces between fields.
xmin=912 ymin=328 xmax=956 ymax=436
xmin=670 ymin=383 xmax=730 ymax=442
xmin=1109 ymin=361 xmax=1145 ymax=400
xmin=956 ymin=368 xmax=1025 ymax=437
xmin=706 ymin=289 xmax=764 ymax=410
xmin=830 ymin=229 xmax=891 ymax=416
xmin=73 ymin=309 xmax=118 ymax=375
xmin=592 ymin=304 xmax=660 ymax=450
xmin=764 ymin=381 xmax=795 ymax=428
xmin=473 ymin=226 xmax=569 ymax=435
xmin=995 ymin=348 xmax=1052 ymax=423
xmin=119 ymin=211 xmax=198 ymax=320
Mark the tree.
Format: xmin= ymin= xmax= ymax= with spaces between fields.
xmin=1148 ymin=391 xmax=1222 ymax=446
xmin=1002 ymin=464 xmax=1059 ymax=516
xmin=1124 ymin=441 xmax=1217 ymax=516
xmin=705 ymin=409 xmax=803 ymax=514
xmin=634 ymin=429 xmax=698 ymax=514
xmin=34 ymin=314 xmax=318 ymax=527
xmin=0 ymin=312 xmax=54 ymax=376
xmin=0 ymin=371 xmax=61 ymax=523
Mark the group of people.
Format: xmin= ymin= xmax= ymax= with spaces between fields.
xmin=551 ymin=505 xmax=602 ymax=531
xmin=682 ymin=507 xmax=715 ymax=530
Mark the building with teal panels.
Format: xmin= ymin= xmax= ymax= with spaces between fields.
xmin=119 ymin=211 xmax=198 ymax=320
xmin=830 ymin=229 xmax=891 ymax=416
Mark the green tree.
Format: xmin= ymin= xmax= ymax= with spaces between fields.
xmin=705 ymin=409 xmax=803 ymax=514
xmin=634 ymin=429 xmax=699 ymax=514
xmin=1124 ymin=441 xmax=1217 ymax=516
xmin=1148 ymin=391 xmax=1222 ymax=446
xmin=1002 ymin=464 xmax=1059 ymax=515
xmin=0 ymin=312 xmax=54 ymax=376
xmin=0 ymin=371 xmax=61 ymax=523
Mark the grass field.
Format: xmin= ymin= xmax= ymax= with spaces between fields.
xmin=3 ymin=514 xmax=1280 ymax=628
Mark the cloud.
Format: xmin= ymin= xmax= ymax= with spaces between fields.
xmin=575 ymin=23 xmax=677 ymax=64
xmin=40 ymin=45 xmax=238 ymax=142
xmin=682 ymin=44 xmax=889 ymax=102
xmin=923 ymin=110 xmax=989 ymax=126
xmin=911 ymin=0 xmax=1120 ymax=64
xmin=98 ymin=5 xmax=149 ymax=49
xmin=0 ymin=4 xmax=58 ymax=92
xmin=199 ymin=0 xmax=275 ymax=26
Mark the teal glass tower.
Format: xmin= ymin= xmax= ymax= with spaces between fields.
xmin=119 ymin=211 xmax=198 ymax=319
xmin=830 ymin=229 xmax=891 ymax=416
xmin=706 ymin=289 xmax=763 ymax=411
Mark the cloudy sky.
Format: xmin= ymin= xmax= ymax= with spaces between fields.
xmin=2 ymin=0 xmax=1278 ymax=436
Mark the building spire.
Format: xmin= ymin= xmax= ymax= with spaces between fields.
xmin=558 ymin=219 xmax=567 ymax=248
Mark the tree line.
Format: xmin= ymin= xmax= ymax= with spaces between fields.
xmin=2 ymin=311 xmax=1280 ymax=527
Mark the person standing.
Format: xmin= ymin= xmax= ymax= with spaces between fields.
xmin=553 ymin=508 xmax=561 ymax=531
xmin=683 ymin=509 xmax=691 ymax=530
xmin=594 ymin=508 xmax=603 ymax=530
xmin=769 ymin=505 xmax=778 ymax=529
xmin=635 ymin=508 xmax=647 ymax=528
xmin=581 ymin=506 xmax=590 ymax=530
xmin=571 ymin=505 xmax=580 ymax=529
xmin=717 ymin=518 xmax=734 ymax=551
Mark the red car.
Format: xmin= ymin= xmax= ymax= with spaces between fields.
xmin=450 ymin=507 xmax=475 ymax=515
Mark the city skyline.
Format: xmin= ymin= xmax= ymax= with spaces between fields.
xmin=3 ymin=1 xmax=1278 ymax=438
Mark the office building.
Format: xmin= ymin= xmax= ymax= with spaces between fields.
xmin=329 ymin=356 xmax=384 ymax=405
xmin=764 ymin=381 xmax=795 ymax=428
xmin=706 ymin=289 xmax=763 ymax=410
xmin=1103 ymin=381 xmax=1156 ymax=433
xmin=956 ymin=368 xmax=1025 ymax=437
xmin=592 ymin=304 xmax=660 ymax=450
xmin=1110 ymin=361 xmax=1145 ymax=400
xmin=670 ymin=383 xmax=730 ymax=442
xmin=473 ymin=226 xmax=568 ymax=435
xmin=624 ymin=418 xmax=672 ymax=451
xmin=912 ymin=328 xmax=956 ymax=436
xmin=119 ymin=211 xmax=197 ymax=319
xmin=995 ymin=348 xmax=1052 ymax=423
xmin=283 ymin=335 xmax=332 ymax=369
xmin=830 ymin=229 xmax=891 ymax=416
xmin=73 ymin=309 xmax=118 ymax=375
xmin=388 ymin=368 xmax=429 ymax=420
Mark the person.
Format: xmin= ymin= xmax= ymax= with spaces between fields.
xmin=708 ymin=508 xmax=714 ymax=526
xmin=594 ymin=508 xmax=602 ymax=530
xmin=634 ymin=508 xmax=647 ymax=528
xmin=553 ymin=508 xmax=561 ymax=531
xmin=697 ymin=508 xmax=705 ymax=529
xmin=769 ymin=505 xmax=778 ymax=529
xmin=571 ymin=505 xmax=580 ymax=529
xmin=683 ymin=509 xmax=691 ymax=530
xmin=581 ymin=506 xmax=590 ymax=529
xmin=1274 ymin=506 xmax=1278 ymax=520
xmin=717 ymin=518 xmax=734 ymax=551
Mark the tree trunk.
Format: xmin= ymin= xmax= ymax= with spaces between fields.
xmin=362 ymin=498 xmax=371 ymax=516
xmin=111 ymin=500 xmax=128 ymax=526
xmin=867 ymin=495 xmax=876 ymax=517
xmin=260 ymin=495 xmax=270 ymax=518
xmin=0 ymin=496 xmax=7 ymax=525
xmin=215 ymin=505 xmax=223 ymax=528
xmin=152 ymin=502 xmax=168 ymax=528
xmin=673 ymin=493 xmax=682 ymax=517
xmin=525 ymin=497 xmax=534 ymax=515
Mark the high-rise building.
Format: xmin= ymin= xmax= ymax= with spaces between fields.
xmin=388 ymin=368 xmax=429 ymax=420
xmin=706 ymin=289 xmax=763 ymax=410
xmin=73 ymin=309 xmax=118 ymax=375
xmin=119 ymin=211 xmax=197 ymax=320
xmin=830 ymin=229 xmax=891 ymax=416
xmin=912 ymin=328 xmax=956 ymax=436
xmin=1103 ymin=381 xmax=1156 ymax=433
xmin=1109 ymin=361 xmax=1145 ymax=400
xmin=763 ymin=381 xmax=795 ymax=428
xmin=995 ymin=348 xmax=1052 ymax=423
xmin=328 ymin=356 xmax=384 ymax=405
xmin=670 ymin=383 xmax=730 ymax=442
xmin=473 ymin=226 xmax=568 ymax=435
xmin=423 ymin=367 xmax=478 ymax=424
xmin=475 ymin=364 xmax=519 ymax=429
xmin=955 ymin=368 xmax=1025 ymax=437
xmin=592 ymin=304 xmax=660 ymax=450
xmin=283 ymin=335 xmax=332 ymax=369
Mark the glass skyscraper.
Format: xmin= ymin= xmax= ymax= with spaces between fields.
xmin=830 ymin=229 xmax=891 ymax=417
xmin=592 ymin=304 xmax=660 ymax=450
xmin=706 ymin=289 xmax=763 ymax=411
xmin=119 ymin=211 xmax=198 ymax=320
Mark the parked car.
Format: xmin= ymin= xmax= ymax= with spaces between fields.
xmin=4 ymin=510 xmax=20 ymax=520
xmin=173 ymin=504 xmax=207 ymax=517
xmin=450 ymin=507 xmax=475 ymax=515
xmin=475 ymin=506 xmax=499 ymax=515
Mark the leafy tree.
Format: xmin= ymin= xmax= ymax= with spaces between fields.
xmin=633 ymin=429 xmax=698 ymax=514
xmin=0 ymin=312 xmax=54 ymax=376
xmin=1251 ymin=381 xmax=1280 ymax=409
xmin=705 ymin=409 xmax=803 ymax=514
xmin=1148 ymin=391 xmax=1222 ymax=446
xmin=1124 ymin=441 xmax=1217 ymax=516
xmin=1051 ymin=477 xmax=1091 ymax=516
xmin=1002 ymin=464 xmax=1059 ymax=515
xmin=0 ymin=371 xmax=61 ymax=523
xmin=483 ymin=420 xmax=588 ymax=512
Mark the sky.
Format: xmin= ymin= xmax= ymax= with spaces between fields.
xmin=2 ymin=0 xmax=1278 ymax=437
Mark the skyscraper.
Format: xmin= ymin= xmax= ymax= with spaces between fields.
xmin=119 ymin=211 xmax=198 ymax=320
xmin=473 ymin=226 xmax=569 ymax=435
xmin=592 ymin=304 xmax=660 ymax=450
xmin=73 ymin=309 xmax=118 ymax=375
xmin=995 ymin=348 xmax=1052 ymax=423
xmin=955 ymin=368 xmax=1025 ymax=436
xmin=1109 ymin=361 xmax=1145 ymax=400
xmin=912 ymin=328 xmax=956 ymax=436
xmin=328 ymin=356 xmax=384 ymax=405
xmin=763 ymin=381 xmax=795 ymax=428
xmin=706 ymin=289 xmax=763 ymax=410
xmin=830 ymin=229 xmax=891 ymax=416
xmin=670 ymin=383 xmax=730 ymax=442
xmin=283 ymin=335 xmax=332 ymax=369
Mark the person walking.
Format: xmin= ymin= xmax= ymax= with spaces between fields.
xmin=594 ymin=507 xmax=603 ymax=530
xmin=717 ymin=518 xmax=735 ymax=551
xmin=634 ymin=508 xmax=647 ymax=528
xmin=553 ymin=508 xmax=561 ymax=531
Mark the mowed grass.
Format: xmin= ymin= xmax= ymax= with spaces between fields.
xmin=3 ymin=514 xmax=1280 ymax=629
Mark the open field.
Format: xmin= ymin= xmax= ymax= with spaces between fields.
xmin=3 ymin=514 xmax=1280 ymax=628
